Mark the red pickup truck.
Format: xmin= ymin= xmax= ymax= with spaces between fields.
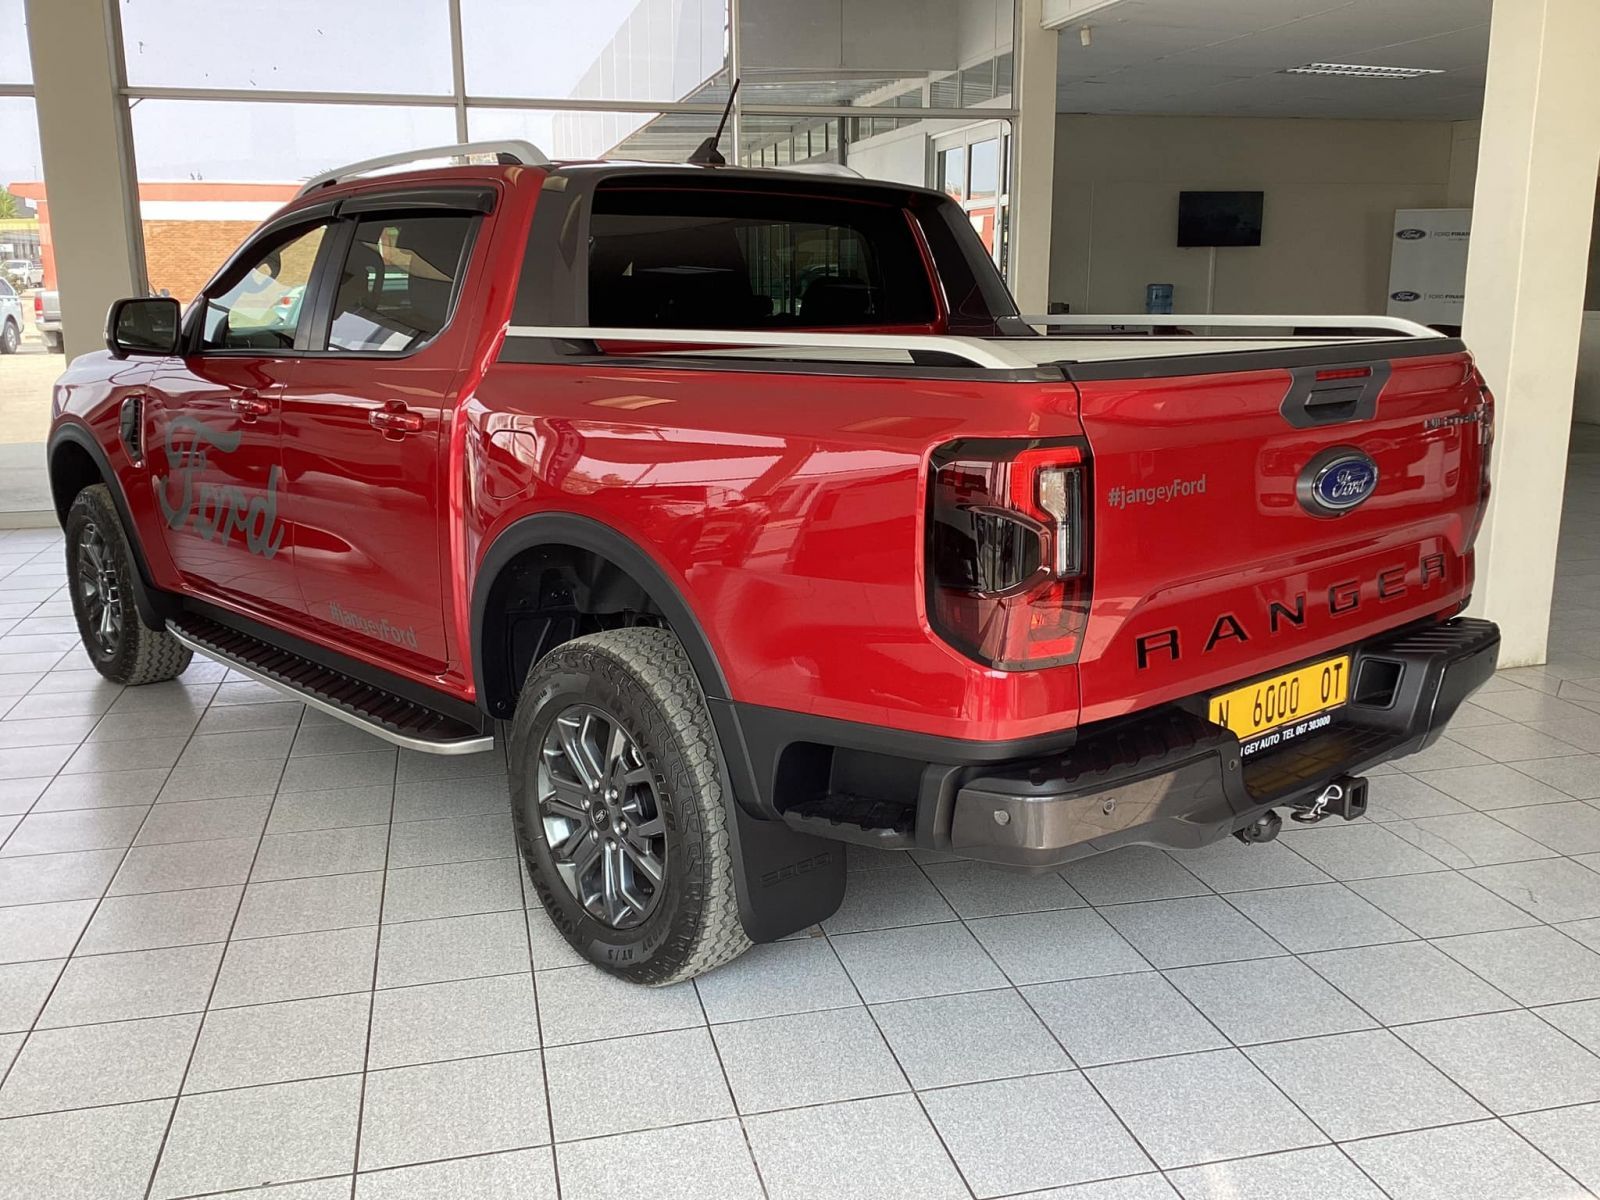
xmin=46 ymin=140 xmax=1498 ymax=985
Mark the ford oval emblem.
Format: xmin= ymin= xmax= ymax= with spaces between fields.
xmin=1396 ymin=228 xmax=1427 ymax=240
xmin=1298 ymin=448 xmax=1380 ymax=516
xmin=1390 ymin=290 xmax=1420 ymax=302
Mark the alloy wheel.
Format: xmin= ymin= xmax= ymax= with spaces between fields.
xmin=537 ymin=703 xmax=668 ymax=929
xmin=75 ymin=520 xmax=123 ymax=657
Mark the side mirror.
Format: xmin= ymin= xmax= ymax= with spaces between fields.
xmin=106 ymin=296 xmax=181 ymax=357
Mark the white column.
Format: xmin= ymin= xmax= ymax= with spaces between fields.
xmin=1461 ymin=0 xmax=1600 ymax=667
xmin=1008 ymin=0 xmax=1059 ymax=315
xmin=24 ymin=0 xmax=146 ymax=359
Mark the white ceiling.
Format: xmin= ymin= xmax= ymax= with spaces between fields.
xmin=1055 ymin=0 xmax=1491 ymax=120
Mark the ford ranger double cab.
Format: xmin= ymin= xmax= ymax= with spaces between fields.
xmin=46 ymin=140 xmax=1499 ymax=985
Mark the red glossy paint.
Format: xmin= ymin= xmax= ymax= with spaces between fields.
xmin=49 ymin=161 xmax=1489 ymax=748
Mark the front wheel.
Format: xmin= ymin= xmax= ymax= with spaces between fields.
xmin=65 ymin=485 xmax=193 ymax=685
xmin=0 ymin=320 xmax=17 ymax=355
xmin=508 ymin=627 xmax=750 ymax=985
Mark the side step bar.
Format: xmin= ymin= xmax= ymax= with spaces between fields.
xmin=167 ymin=614 xmax=495 ymax=756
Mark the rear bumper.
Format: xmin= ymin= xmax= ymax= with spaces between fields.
xmin=945 ymin=617 xmax=1499 ymax=867
xmin=727 ymin=617 xmax=1499 ymax=869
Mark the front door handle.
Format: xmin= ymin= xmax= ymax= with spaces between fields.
xmin=370 ymin=403 xmax=424 ymax=437
xmin=230 ymin=390 xmax=273 ymax=421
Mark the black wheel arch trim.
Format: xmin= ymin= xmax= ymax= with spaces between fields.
xmin=470 ymin=510 xmax=733 ymax=718
xmin=46 ymin=421 xmax=174 ymax=630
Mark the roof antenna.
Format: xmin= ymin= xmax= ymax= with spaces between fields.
xmin=688 ymin=79 xmax=739 ymax=166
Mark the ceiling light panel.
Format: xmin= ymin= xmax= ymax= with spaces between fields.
xmin=1283 ymin=62 xmax=1446 ymax=78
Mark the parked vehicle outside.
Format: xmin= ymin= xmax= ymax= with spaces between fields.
xmin=45 ymin=143 xmax=1499 ymax=985
xmin=34 ymin=289 xmax=61 ymax=352
xmin=0 ymin=276 xmax=21 ymax=354
xmin=1 ymin=258 xmax=42 ymax=289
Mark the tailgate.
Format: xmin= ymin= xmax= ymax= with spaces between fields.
xmin=1073 ymin=341 xmax=1489 ymax=725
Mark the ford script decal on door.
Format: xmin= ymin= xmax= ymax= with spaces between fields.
xmin=156 ymin=417 xmax=285 ymax=558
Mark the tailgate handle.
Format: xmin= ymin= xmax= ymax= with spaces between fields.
xmin=1280 ymin=361 xmax=1392 ymax=429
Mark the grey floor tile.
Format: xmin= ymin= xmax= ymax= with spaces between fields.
xmin=922 ymin=1070 xmax=1153 ymax=1198
xmin=1388 ymin=812 xmax=1558 ymax=870
xmin=1277 ymin=825 xmax=1447 ymax=881
xmin=0 ymin=804 xmax=147 ymax=857
xmin=159 ymin=761 xmax=285 ymax=803
xmin=1396 ymin=1008 xmax=1600 ymax=1114
xmin=922 ymin=858 xmax=1085 ymax=918
xmin=820 ymin=864 xmax=956 ymax=934
xmin=394 ymin=747 xmax=506 ymax=784
xmin=1461 ymin=724 xmax=1591 ymax=762
xmin=87 ymin=708 xmax=200 ymax=742
xmin=1345 ymin=1119 xmax=1585 ymax=1200
xmin=191 ymin=1179 xmax=353 ymax=1199
xmin=832 ymin=920 xmax=1009 ymax=1002
xmin=1347 ymin=870 xmax=1541 ymax=938
xmin=535 ymin=963 xmax=701 ymax=1046
xmin=1363 ymin=773 xmax=1473 ymax=822
xmin=381 ymin=857 xmax=523 ymax=922
xmin=0 ymin=1098 xmax=174 ymax=1200
xmin=176 ymin=728 xmax=295 ymax=768
xmin=1512 ymin=754 xmax=1600 ymax=801
xmin=268 ymin=786 xmax=394 ymax=834
xmin=209 ymin=681 xmax=295 ymax=708
xmin=1170 ymin=839 xmax=1331 ymax=893
xmin=1086 ymin=1049 xmax=1327 ymax=1169
xmin=1167 ymin=1146 xmax=1386 ymax=1200
xmin=210 ymin=925 xmax=378 ymax=1009
xmin=1568 ymin=914 xmax=1600 ymax=952
xmin=133 ymin=795 xmax=271 ymax=847
xmin=108 ymin=835 xmax=259 ymax=895
xmin=391 ymin=773 xmax=509 ymax=822
xmin=1493 ymin=799 xmax=1600 ymax=853
xmin=59 ymin=735 xmax=187 ymax=775
xmin=713 ymin=1006 xmax=907 ymax=1113
xmin=0 ymin=847 xmax=121 ymax=905
xmin=0 ymin=714 xmax=99 ymax=748
xmin=233 ymin=872 xmax=384 ymax=940
xmin=385 ymin=812 xmax=513 ymax=870
xmin=1508 ymin=1103 xmax=1600 ymax=1196
xmin=151 ymin=1074 xmax=362 ymax=1200
xmin=1226 ymin=882 xmax=1415 ymax=953
xmin=0 ymin=958 xmax=62 ymax=1033
xmin=376 ymin=909 xmax=529 ymax=989
xmin=1305 ymin=938 xmax=1516 ymax=1023
xmin=970 ymin=907 xmax=1152 ymax=984
xmin=872 ymin=987 xmax=1071 ymax=1089
xmin=1024 ymin=971 xmax=1227 ymax=1066
xmin=78 ymin=885 xmax=240 ymax=956
xmin=1463 ymin=856 xmax=1600 ymax=922
xmin=544 ymin=1026 xmax=733 ymax=1141
xmin=1540 ymin=996 xmax=1600 ymax=1053
xmin=251 ymin=825 xmax=390 ymax=882
xmin=1165 ymin=956 xmax=1377 ymax=1045
xmin=1245 ymin=1028 xmax=1486 ymax=1140
xmin=0 ymin=1011 xmax=199 ymax=1117
xmin=0 ymin=777 xmax=46 ymax=816
xmin=557 ymin=1119 xmax=764 ymax=1200
xmin=279 ymin=750 xmax=396 ymax=793
xmin=525 ymin=907 xmax=586 ymax=971
xmin=744 ymin=1093 xmax=968 ymax=1200
xmin=358 ymin=1050 xmax=550 ymax=1171
xmin=186 ymin=992 xmax=371 ymax=1092
xmin=1098 ymin=896 xmax=1282 ymax=970
xmin=1060 ymin=846 xmax=1210 ymax=905
xmin=1432 ymin=924 xmax=1600 ymax=1006
xmin=0 ymin=743 xmax=75 ymax=781
xmin=2 ymin=899 xmax=93 ymax=968
xmin=368 ymin=973 xmax=540 ymax=1069
xmin=37 ymin=942 xmax=222 ymax=1028
xmin=194 ymin=699 xmax=302 ymax=735
xmin=292 ymin=722 xmax=392 ymax=757
xmin=694 ymin=936 xmax=860 ymax=1024
xmin=31 ymin=768 xmax=166 ymax=812
xmin=357 ymin=1148 xmax=556 ymax=1200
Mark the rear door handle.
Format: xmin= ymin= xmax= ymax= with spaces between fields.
xmin=370 ymin=403 xmax=424 ymax=437
xmin=230 ymin=390 xmax=273 ymax=420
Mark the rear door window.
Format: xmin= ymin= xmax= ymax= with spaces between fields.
xmin=325 ymin=214 xmax=475 ymax=354
xmin=587 ymin=186 xmax=938 ymax=329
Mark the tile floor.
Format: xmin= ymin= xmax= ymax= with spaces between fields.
xmin=3 ymin=449 xmax=1600 ymax=1198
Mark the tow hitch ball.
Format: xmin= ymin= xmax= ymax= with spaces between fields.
xmin=1234 ymin=775 xmax=1368 ymax=844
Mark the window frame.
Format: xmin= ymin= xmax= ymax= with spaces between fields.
xmin=182 ymin=208 xmax=339 ymax=358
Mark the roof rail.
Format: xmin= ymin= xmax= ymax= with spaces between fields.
xmin=1020 ymin=313 xmax=1441 ymax=339
xmin=296 ymin=140 xmax=551 ymax=197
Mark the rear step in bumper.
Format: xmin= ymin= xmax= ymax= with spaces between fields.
xmin=947 ymin=617 xmax=1500 ymax=868
xmin=168 ymin=614 xmax=495 ymax=756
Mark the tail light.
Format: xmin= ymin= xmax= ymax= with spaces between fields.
xmin=33 ymin=294 xmax=42 ymax=317
xmin=927 ymin=438 xmax=1092 ymax=669
xmin=1465 ymin=367 xmax=1495 ymax=551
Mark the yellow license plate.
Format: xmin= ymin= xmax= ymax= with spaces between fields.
xmin=1208 ymin=655 xmax=1351 ymax=745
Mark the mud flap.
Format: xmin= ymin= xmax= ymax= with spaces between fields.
xmin=725 ymin=799 xmax=846 ymax=943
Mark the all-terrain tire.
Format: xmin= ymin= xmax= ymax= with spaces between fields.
xmin=509 ymin=627 xmax=750 ymax=985
xmin=0 ymin=319 xmax=18 ymax=355
xmin=64 ymin=485 xmax=193 ymax=685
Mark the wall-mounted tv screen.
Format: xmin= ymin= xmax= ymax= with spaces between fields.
xmin=1178 ymin=191 xmax=1264 ymax=247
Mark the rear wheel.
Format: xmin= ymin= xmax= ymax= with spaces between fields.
xmin=64 ymin=485 xmax=192 ymax=685
xmin=0 ymin=319 xmax=18 ymax=355
xmin=509 ymin=627 xmax=750 ymax=985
